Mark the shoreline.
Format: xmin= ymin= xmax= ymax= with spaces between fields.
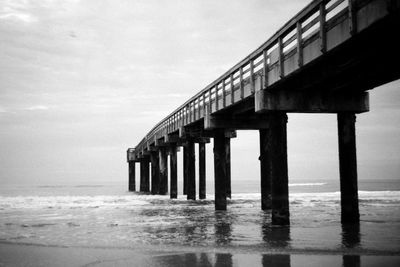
xmin=2 ymin=239 xmax=400 ymax=256
xmin=1 ymin=242 xmax=400 ymax=267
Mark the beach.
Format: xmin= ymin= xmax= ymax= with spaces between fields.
xmin=1 ymin=180 xmax=399 ymax=266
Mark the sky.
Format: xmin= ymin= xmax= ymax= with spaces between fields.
xmin=0 ymin=0 xmax=399 ymax=187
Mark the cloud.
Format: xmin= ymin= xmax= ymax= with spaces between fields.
xmin=0 ymin=12 xmax=37 ymax=23
xmin=24 ymin=105 xmax=49 ymax=111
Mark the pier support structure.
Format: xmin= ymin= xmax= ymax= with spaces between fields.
xmin=169 ymin=144 xmax=178 ymax=199
xmin=255 ymin=89 xmax=369 ymax=225
xmin=259 ymin=129 xmax=272 ymax=210
xmin=184 ymin=139 xmax=196 ymax=200
xmin=183 ymin=145 xmax=188 ymax=195
xmin=140 ymin=158 xmax=150 ymax=192
xmin=158 ymin=147 xmax=168 ymax=195
xmin=127 ymin=148 xmax=137 ymax=192
xmin=267 ymin=112 xmax=290 ymax=225
xmin=338 ymin=112 xmax=360 ymax=223
xmin=150 ymin=151 xmax=160 ymax=195
xmin=198 ymin=142 xmax=206 ymax=200
xmin=128 ymin=161 xmax=135 ymax=192
xmin=213 ymin=129 xmax=229 ymax=210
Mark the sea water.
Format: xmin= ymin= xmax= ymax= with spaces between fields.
xmin=0 ymin=179 xmax=399 ymax=257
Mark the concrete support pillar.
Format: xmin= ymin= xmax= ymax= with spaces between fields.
xmin=183 ymin=146 xmax=188 ymax=195
xmin=338 ymin=112 xmax=360 ymax=223
xmin=268 ymin=112 xmax=290 ymax=225
xmin=128 ymin=161 xmax=135 ymax=192
xmin=259 ymin=129 xmax=272 ymax=210
xmin=199 ymin=142 xmax=206 ymax=199
xmin=170 ymin=145 xmax=178 ymax=199
xmin=140 ymin=159 xmax=150 ymax=192
xmin=158 ymin=147 xmax=168 ymax=195
xmin=186 ymin=140 xmax=196 ymax=200
xmin=225 ymin=137 xmax=232 ymax=199
xmin=213 ymin=129 xmax=228 ymax=210
xmin=150 ymin=151 xmax=159 ymax=195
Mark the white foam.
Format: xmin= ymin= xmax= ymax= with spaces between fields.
xmin=289 ymin=183 xmax=326 ymax=187
xmin=0 ymin=195 xmax=149 ymax=210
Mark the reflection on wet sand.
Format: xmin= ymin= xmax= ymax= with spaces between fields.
xmin=341 ymin=223 xmax=361 ymax=248
xmin=262 ymin=255 xmax=291 ymax=267
xmin=342 ymin=223 xmax=361 ymax=267
xmin=261 ymin=224 xmax=291 ymax=248
xmin=261 ymin=216 xmax=291 ymax=267
xmin=214 ymin=211 xmax=233 ymax=245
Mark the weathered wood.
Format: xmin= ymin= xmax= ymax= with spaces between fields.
xmin=349 ymin=0 xmax=357 ymax=35
xmin=169 ymin=145 xmax=178 ymax=199
xmin=263 ymin=50 xmax=269 ymax=88
xmin=240 ymin=68 xmax=244 ymax=99
xmin=255 ymin=90 xmax=369 ymax=113
xmin=186 ymin=140 xmax=196 ymax=200
xmin=296 ymin=21 xmax=303 ymax=67
xmin=128 ymin=161 xmax=135 ymax=192
xmin=132 ymin=0 xmax=400 ymax=156
xmin=230 ymin=74 xmax=234 ymax=105
xmin=183 ymin=145 xmax=188 ymax=195
xmin=205 ymin=113 xmax=273 ymax=130
xmin=338 ymin=112 xmax=360 ymax=223
xmin=259 ymin=129 xmax=272 ymax=210
xmin=267 ymin=112 xmax=290 ymax=225
xmin=164 ymin=134 xmax=179 ymax=144
xmin=158 ymin=147 xmax=168 ymax=195
xmin=278 ymin=37 xmax=284 ymax=78
xmin=199 ymin=142 xmax=206 ymax=199
xmin=213 ymin=129 xmax=228 ymax=210
xmin=319 ymin=3 xmax=327 ymax=53
xmin=150 ymin=151 xmax=159 ymax=195
xmin=222 ymin=80 xmax=226 ymax=108
xmin=140 ymin=159 xmax=150 ymax=192
xmin=225 ymin=137 xmax=231 ymax=199
xmin=250 ymin=60 xmax=255 ymax=93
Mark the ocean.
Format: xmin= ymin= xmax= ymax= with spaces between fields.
xmin=0 ymin=178 xmax=399 ymax=266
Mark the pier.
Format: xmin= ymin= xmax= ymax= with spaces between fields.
xmin=127 ymin=0 xmax=400 ymax=225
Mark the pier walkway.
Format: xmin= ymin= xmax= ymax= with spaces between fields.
xmin=127 ymin=0 xmax=400 ymax=225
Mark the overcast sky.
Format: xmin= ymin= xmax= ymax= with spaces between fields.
xmin=1 ymin=0 xmax=399 ymax=187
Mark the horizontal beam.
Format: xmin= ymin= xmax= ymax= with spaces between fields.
xmin=255 ymin=90 xmax=369 ymax=113
xmin=204 ymin=113 xmax=272 ymax=130
xmin=164 ymin=134 xmax=180 ymax=144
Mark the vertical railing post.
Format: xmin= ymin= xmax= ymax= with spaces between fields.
xmin=230 ymin=74 xmax=234 ymax=105
xmin=349 ymin=0 xmax=358 ymax=35
xmin=297 ymin=21 xmax=303 ymax=67
xmin=319 ymin=3 xmax=327 ymax=53
xmin=215 ymin=85 xmax=219 ymax=111
xmin=263 ymin=50 xmax=269 ymax=89
xmin=240 ymin=67 xmax=244 ymax=100
xmin=278 ymin=37 xmax=284 ymax=78
xmin=222 ymin=79 xmax=226 ymax=108
xmin=250 ymin=60 xmax=255 ymax=94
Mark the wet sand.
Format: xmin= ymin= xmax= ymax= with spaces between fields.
xmin=1 ymin=242 xmax=399 ymax=267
